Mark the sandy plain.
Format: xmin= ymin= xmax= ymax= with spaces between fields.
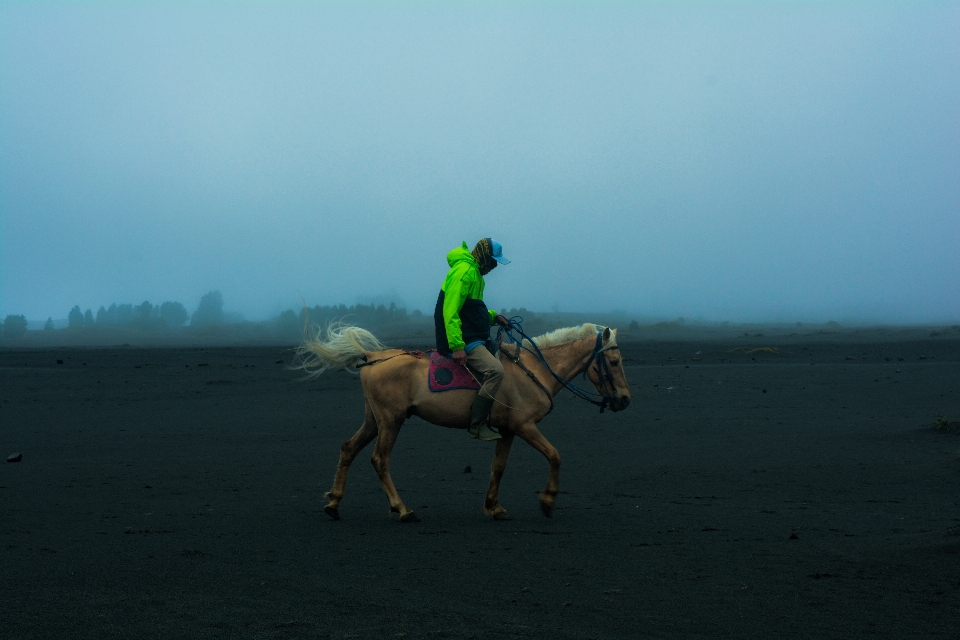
xmin=2 ymin=330 xmax=959 ymax=639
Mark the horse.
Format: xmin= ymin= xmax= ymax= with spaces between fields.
xmin=293 ymin=322 xmax=632 ymax=522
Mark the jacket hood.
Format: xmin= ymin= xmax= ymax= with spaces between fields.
xmin=446 ymin=242 xmax=478 ymax=269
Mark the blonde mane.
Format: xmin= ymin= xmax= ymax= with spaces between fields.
xmin=526 ymin=323 xmax=617 ymax=349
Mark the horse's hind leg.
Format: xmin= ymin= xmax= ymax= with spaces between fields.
xmin=484 ymin=431 xmax=515 ymax=520
xmin=323 ymin=403 xmax=378 ymax=520
xmin=369 ymin=415 xmax=419 ymax=523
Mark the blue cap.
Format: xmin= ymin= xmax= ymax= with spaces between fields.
xmin=490 ymin=239 xmax=510 ymax=264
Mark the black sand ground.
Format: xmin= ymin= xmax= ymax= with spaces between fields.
xmin=2 ymin=335 xmax=959 ymax=639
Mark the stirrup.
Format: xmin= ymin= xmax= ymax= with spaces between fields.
xmin=475 ymin=422 xmax=501 ymax=441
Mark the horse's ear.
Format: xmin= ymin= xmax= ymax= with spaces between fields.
xmin=602 ymin=327 xmax=611 ymax=343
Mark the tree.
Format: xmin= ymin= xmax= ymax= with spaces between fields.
xmin=68 ymin=306 xmax=84 ymax=328
xmin=191 ymin=290 xmax=224 ymax=326
xmin=44 ymin=318 xmax=55 ymax=331
xmin=114 ymin=304 xmax=134 ymax=326
xmin=137 ymin=301 xmax=153 ymax=323
xmin=3 ymin=315 xmax=28 ymax=339
xmin=84 ymin=309 xmax=94 ymax=326
xmin=159 ymin=301 xmax=188 ymax=327
xmin=276 ymin=309 xmax=301 ymax=337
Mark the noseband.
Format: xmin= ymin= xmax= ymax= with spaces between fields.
xmin=581 ymin=332 xmax=620 ymax=412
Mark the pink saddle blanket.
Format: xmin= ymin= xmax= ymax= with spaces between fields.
xmin=428 ymin=352 xmax=481 ymax=392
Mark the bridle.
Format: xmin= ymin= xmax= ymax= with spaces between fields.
xmin=496 ymin=317 xmax=621 ymax=413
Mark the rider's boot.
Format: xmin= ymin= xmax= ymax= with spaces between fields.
xmin=467 ymin=394 xmax=500 ymax=441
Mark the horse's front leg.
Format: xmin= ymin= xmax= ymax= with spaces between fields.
xmin=514 ymin=423 xmax=562 ymax=517
xmin=323 ymin=403 xmax=378 ymax=520
xmin=484 ymin=431 xmax=515 ymax=520
xmin=370 ymin=415 xmax=419 ymax=523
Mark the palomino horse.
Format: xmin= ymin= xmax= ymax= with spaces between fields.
xmin=294 ymin=322 xmax=631 ymax=522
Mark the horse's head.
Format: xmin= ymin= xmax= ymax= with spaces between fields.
xmin=585 ymin=327 xmax=632 ymax=412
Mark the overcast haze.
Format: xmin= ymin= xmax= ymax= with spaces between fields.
xmin=1 ymin=2 xmax=958 ymax=325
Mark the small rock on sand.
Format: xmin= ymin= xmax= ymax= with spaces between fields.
xmin=7 ymin=453 xmax=23 ymax=463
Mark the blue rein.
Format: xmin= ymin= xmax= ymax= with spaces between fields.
xmin=496 ymin=316 xmax=619 ymax=413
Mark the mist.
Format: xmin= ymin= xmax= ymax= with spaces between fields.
xmin=1 ymin=2 xmax=958 ymax=326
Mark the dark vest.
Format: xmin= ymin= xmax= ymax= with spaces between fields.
xmin=434 ymin=291 xmax=491 ymax=355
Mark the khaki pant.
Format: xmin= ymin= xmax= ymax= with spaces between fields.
xmin=466 ymin=346 xmax=504 ymax=400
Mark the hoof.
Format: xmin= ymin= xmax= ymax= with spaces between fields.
xmin=400 ymin=511 xmax=421 ymax=523
xmin=539 ymin=501 xmax=553 ymax=518
xmin=323 ymin=505 xmax=340 ymax=521
xmin=486 ymin=503 xmax=511 ymax=520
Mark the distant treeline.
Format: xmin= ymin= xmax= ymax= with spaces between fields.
xmin=0 ymin=291 xmax=236 ymax=340
xmin=1 ymin=298 xmax=647 ymax=344
xmin=67 ymin=300 xmax=190 ymax=329
xmin=1 ymin=302 xmax=553 ymax=342
xmin=58 ymin=290 xmax=230 ymax=331
xmin=1 ymin=293 xmax=426 ymax=342
xmin=276 ymin=302 xmax=417 ymax=337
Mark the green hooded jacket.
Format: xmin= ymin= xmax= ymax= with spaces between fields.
xmin=439 ymin=242 xmax=497 ymax=352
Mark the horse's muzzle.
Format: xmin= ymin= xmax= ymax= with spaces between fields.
xmin=609 ymin=395 xmax=631 ymax=412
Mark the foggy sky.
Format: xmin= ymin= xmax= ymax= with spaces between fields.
xmin=2 ymin=2 xmax=958 ymax=324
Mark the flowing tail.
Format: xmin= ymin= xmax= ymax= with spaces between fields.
xmin=293 ymin=323 xmax=388 ymax=377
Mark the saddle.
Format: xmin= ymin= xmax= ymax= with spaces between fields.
xmin=428 ymin=352 xmax=481 ymax=392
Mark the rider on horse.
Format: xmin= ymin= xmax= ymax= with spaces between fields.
xmin=434 ymin=238 xmax=511 ymax=441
